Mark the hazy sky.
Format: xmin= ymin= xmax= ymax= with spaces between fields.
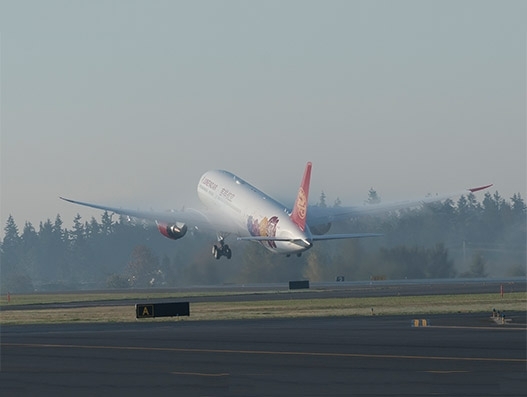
xmin=1 ymin=0 xmax=526 ymax=235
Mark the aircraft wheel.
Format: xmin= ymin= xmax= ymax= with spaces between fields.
xmin=224 ymin=245 xmax=232 ymax=259
xmin=213 ymin=245 xmax=221 ymax=259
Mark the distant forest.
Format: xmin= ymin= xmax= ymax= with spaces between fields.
xmin=1 ymin=190 xmax=525 ymax=293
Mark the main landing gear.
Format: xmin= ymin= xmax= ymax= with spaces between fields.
xmin=286 ymin=253 xmax=303 ymax=258
xmin=212 ymin=238 xmax=232 ymax=260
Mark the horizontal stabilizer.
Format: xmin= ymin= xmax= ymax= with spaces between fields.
xmin=311 ymin=233 xmax=382 ymax=241
xmin=237 ymin=236 xmax=306 ymax=242
xmin=237 ymin=236 xmax=313 ymax=249
xmin=237 ymin=233 xmax=382 ymax=243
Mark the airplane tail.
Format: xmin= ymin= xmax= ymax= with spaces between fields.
xmin=290 ymin=162 xmax=312 ymax=231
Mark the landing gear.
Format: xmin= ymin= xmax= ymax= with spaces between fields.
xmin=286 ymin=252 xmax=302 ymax=258
xmin=212 ymin=238 xmax=232 ymax=260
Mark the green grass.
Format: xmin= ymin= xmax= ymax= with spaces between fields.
xmin=194 ymin=293 xmax=526 ymax=320
xmin=1 ymin=290 xmax=525 ymax=325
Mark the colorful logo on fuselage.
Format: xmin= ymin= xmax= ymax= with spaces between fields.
xmin=247 ymin=215 xmax=280 ymax=248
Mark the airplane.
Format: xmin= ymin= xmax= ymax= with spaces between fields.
xmin=60 ymin=162 xmax=492 ymax=259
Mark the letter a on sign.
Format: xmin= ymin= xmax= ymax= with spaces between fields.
xmin=136 ymin=304 xmax=154 ymax=318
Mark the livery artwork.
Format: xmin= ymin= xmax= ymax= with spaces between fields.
xmin=247 ymin=215 xmax=280 ymax=248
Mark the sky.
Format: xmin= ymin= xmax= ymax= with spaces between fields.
xmin=1 ymin=0 xmax=526 ymax=236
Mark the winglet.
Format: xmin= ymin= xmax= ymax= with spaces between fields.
xmin=468 ymin=184 xmax=493 ymax=193
xmin=290 ymin=162 xmax=312 ymax=231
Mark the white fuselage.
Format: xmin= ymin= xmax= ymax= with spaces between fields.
xmin=197 ymin=170 xmax=312 ymax=254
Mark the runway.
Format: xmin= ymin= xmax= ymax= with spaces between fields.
xmin=1 ymin=312 xmax=526 ymax=396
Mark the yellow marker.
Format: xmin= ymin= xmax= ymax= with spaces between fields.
xmin=142 ymin=306 xmax=150 ymax=316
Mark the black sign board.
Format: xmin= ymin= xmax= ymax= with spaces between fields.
xmin=289 ymin=280 xmax=310 ymax=290
xmin=136 ymin=302 xmax=190 ymax=318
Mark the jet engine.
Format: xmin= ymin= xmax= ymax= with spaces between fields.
xmin=157 ymin=222 xmax=188 ymax=240
xmin=310 ymin=222 xmax=332 ymax=235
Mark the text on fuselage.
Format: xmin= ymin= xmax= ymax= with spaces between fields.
xmin=220 ymin=188 xmax=235 ymax=202
xmin=201 ymin=177 xmax=218 ymax=191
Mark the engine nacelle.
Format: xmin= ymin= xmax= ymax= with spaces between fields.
xmin=157 ymin=222 xmax=188 ymax=240
xmin=310 ymin=222 xmax=332 ymax=235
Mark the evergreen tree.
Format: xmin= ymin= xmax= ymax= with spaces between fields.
xmin=71 ymin=214 xmax=85 ymax=243
xmin=20 ymin=222 xmax=38 ymax=279
xmin=53 ymin=214 xmax=70 ymax=281
xmin=1 ymin=215 xmax=22 ymax=290
xmin=317 ymin=191 xmax=327 ymax=208
xmin=86 ymin=216 xmax=101 ymax=239
xmin=100 ymin=211 xmax=114 ymax=235
xmin=37 ymin=219 xmax=55 ymax=281
xmin=511 ymin=193 xmax=526 ymax=215
xmin=366 ymin=188 xmax=381 ymax=204
xmin=36 ymin=218 xmax=69 ymax=284
xmin=69 ymin=214 xmax=89 ymax=283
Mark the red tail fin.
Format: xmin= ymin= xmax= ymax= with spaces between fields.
xmin=290 ymin=162 xmax=312 ymax=231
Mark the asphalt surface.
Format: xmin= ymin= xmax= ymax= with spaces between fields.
xmin=1 ymin=312 xmax=526 ymax=396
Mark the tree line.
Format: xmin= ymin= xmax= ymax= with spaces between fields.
xmin=1 ymin=190 xmax=525 ymax=292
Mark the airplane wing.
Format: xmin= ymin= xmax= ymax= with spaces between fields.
xmin=306 ymin=184 xmax=493 ymax=228
xmin=59 ymin=197 xmax=238 ymax=233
